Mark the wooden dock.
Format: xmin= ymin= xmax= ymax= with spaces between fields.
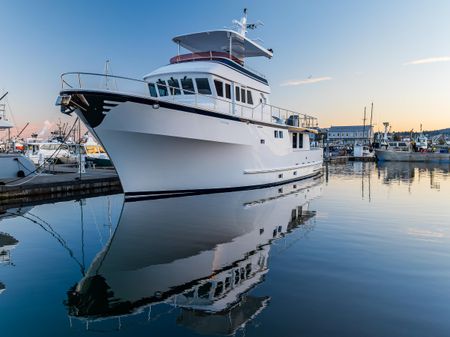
xmin=0 ymin=167 xmax=122 ymax=207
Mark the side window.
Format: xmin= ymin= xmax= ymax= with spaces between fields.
xmin=148 ymin=83 xmax=158 ymax=97
xmin=241 ymin=88 xmax=246 ymax=103
xmin=274 ymin=130 xmax=278 ymax=138
xmin=235 ymin=86 xmax=241 ymax=101
xmin=157 ymin=79 xmax=168 ymax=97
xmin=279 ymin=131 xmax=283 ymax=138
xmin=195 ymin=78 xmax=212 ymax=95
xmin=167 ymin=78 xmax=181 ymax=95
xmin=298 ymin=133 xmax=304 ymax=148
xmin=225 ymin=83 xmax=231 ymax=99
xmin=247 ymin=90 xmax=253 ymax=105
xmin=292 ymin=132 xmax=297 ymax=148
xmin=181 ymin=77 xmax=195 ymax=94
xmin=214 ymin=80 xmax=223 ymax=97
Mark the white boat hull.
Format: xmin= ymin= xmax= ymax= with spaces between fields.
xmin=67 ymin=91 xmax=323 ymax=195
xmin=0 ymin=154 xmax=35 ymax=180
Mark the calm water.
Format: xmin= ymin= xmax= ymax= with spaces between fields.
xmin=1 ymin=162 xmax=450 ymax=337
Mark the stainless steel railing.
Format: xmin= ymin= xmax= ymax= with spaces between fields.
xmin=60 ymin=72 xmax=318 ymax=128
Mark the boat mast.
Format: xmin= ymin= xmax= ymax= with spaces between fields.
xmin=362 ymin=107 xmax=366 ymax=144
xmin=369 ymin=102 xmax=373 ymax=143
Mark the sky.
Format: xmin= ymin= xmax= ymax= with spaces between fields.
xmin=1 ymin=0 xmax=450 ymax=138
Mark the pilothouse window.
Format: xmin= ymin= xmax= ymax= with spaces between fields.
xmin=167 ymin=78 xmax=181 ymax=95
xmin=214 ymin=80 xmax=224 ymax=97
xmin=157 ymin=80 xmax=168 ymax=97
xmin=195 ymin=78 xmax=212 ymax=95
xmin=181 ymin=77 xmax=194 ymax=95
xmin=235 ymin=86 xmax=241 ymax=101
xmin=148 ymin=83 xmax=158 ymax=97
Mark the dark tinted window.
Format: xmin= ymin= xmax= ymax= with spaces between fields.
xmin=214 ymin=80 xmax=223 ymax=97
xmin=247 ymin=90 xmax=253 ymax=104
xmin=292 ymin=133 xmax=297 ymax=148
xmin=196 ymin=78 xmax=212 ymax=95
xmin=298 ymin=133 xmax=304 ymax=148
xmin=180 ymin=78 xmax=194 ymax=94
xmin=225 ymin=83 xmax=231 ymax=99
xmin=241 ymin=88 xmax=246 ymax=103
xmin=157 ymin=80 xmax=168 ymax=97
xmin=148 ymin=83 xmax=158 ymax=97
xmin=235 ymin=86 xmax=240 ymax=101
xmin=279 ymin=131 xmax=283 ymax=138
xmin=167 ymin=78 xmax=180 ymax=95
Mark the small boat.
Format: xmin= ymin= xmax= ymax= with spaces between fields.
xmin=353 ymin=143 xmax=374 ymax=158
xmin=25 ymin=139 xmax=79 ymax=165
xmin=83 ymin=136 xmax=112 ymax=167
xmin=0 ymin=94 xmax=36 ymax=180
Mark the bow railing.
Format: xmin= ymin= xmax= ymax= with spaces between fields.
xmin=60 ymin=72 xmax=318 ymax=129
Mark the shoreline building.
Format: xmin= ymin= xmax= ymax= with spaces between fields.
xmin=327 ymin=125 xmax=374 ymax=144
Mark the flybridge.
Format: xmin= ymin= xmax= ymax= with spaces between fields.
xmin=172 ymin=9 xmax=273 ymax=64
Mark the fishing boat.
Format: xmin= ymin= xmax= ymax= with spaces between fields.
xmin=375 ymin=148 xmax=450 ymax=162
xmin=375 ymin=123 xmax=450 ymax=162
xmin=56 ymin=10 xmax=323 ymax=196
xmin=0 ymin=93 xmax=36 ymax=181
xmin=66 ymin=178 xmax=322 ymax=332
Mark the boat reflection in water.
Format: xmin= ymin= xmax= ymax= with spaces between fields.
xmin=66 ymin=177 xmax=323 ymax=334
xmin=377 ymin=161 xmax=450 ymax=190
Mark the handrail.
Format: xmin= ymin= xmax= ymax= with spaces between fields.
xmin=60 ymin=72 xmax=318 ymax=128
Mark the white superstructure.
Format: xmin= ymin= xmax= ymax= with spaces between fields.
xmin=57 ymin=11 xmax=323 ymax=196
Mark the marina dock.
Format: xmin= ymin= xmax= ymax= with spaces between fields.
xmin=0 ymin=167 xmax=122 ymax=207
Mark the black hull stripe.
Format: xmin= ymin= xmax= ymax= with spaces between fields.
xmin=124 ymin=171 xmax=323 ymax=202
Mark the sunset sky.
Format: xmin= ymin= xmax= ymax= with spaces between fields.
xmin=1 ymin=0 xmax=450 ymax=138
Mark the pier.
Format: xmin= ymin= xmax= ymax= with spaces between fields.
xmin=0 ymin=167 xmax=122 ymax=207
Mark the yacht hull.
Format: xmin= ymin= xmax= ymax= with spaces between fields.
xmin=375 ymin=149 xmax=450 ymax=163
xmin=65 ymin=90 xmax=323 ymax=195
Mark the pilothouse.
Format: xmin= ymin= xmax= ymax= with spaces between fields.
xmin=57 ymin=10 xmax=323 ymax=196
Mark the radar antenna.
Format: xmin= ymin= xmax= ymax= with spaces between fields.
xmin=232 ymin=8 xmax=264 ymax=37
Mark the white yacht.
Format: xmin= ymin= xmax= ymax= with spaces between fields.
xmin=56 ymin=11 xmax=323 ymax=196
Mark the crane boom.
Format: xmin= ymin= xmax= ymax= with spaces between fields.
xmin=17 ymin=122 xmax=30 ymax=138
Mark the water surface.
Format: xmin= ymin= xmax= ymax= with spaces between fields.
xmin=1 ymin=162 xmax=450 ymax=337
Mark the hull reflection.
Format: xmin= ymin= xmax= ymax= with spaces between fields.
xmin=67 ymin=177 xmax=323 ymax=333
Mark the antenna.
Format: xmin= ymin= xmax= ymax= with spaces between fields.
xmin=232 ymin=8 xmax=264 ymax=37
